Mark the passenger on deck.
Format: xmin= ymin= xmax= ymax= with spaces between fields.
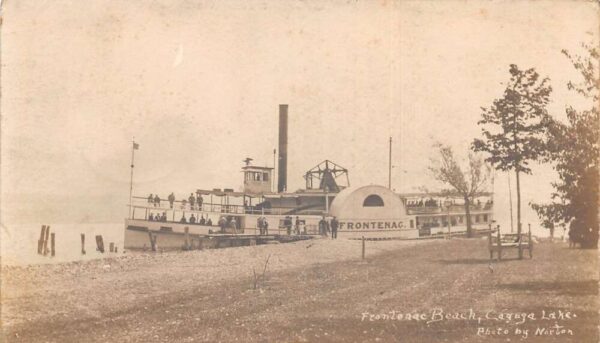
xmin=206 ymin=218 xmax=213 ymax=226
xmin=218 ymin=216 xmax=228 ymax=232
xmin=295 ymin=216 xmax=301 ymax=235
xmin=199 ymin=215 xmax=206 ymax=225
xmin=148 ymin=213 xmax=155 ymax=221
xmin=263 ymin=217 xmax=269 ymax=235
xmin=257 ymin=217 xmax=264 ymax=235
xmin=181 ymin=199 xmax=187 ymax=209
xmin=230 ymin=217 xmax=238 ymax=232
xmin=168 ymin=193 xmax=175 ymax=209
xmin=190 ymin=214 xmax=196 ymax=224
xmin=148 ymin=194 xmax=154 ymax=205
xmin=180 ymin=214 xmax=187 ymax=223
xmin=284 ymin=216 xmax=292 ymax=235
xmin=154 ymin=195 xmax=161 ymax=207
xmin=196 ymin=194 xmax=203 ymax=210
xmin=161 ymin=212 xmax=167 ymax=222
xmin=188 ymin=193 xmax=195 ymax=210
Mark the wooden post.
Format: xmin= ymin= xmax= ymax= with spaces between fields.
xmin=528 ymin=223 xmax=533 ymax=259
xmin=496 ymin=226 xmax=502 ymax=261
xmin=518 ymin=223 xmax=523 ymax=260
xmin=95 ymin=235 xmax=105 ymax=253
xmin=50 ymin=233 xmax=55 ymax=257
xmin=148 ymin=232 xmax=156 ymax=252
xmin=43 ymin=226 xmax=51 ymax=255
xmin=361 ymin=236 xmax=365 ymax=260
xmin=488 ymin=224 xmax=493 ymax=260
xmin=38 ymin=225 xmax=46 ymax=254
xmin=184 ymin=227 xmax=190 ymax=250
xmin=109 ymin=242 xmax=115 ymax=253
xmin=81 ymin=234 xmax=86 ymax=254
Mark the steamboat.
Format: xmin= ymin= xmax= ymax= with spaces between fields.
xmin=124 ymin=105 xmax=494 ymax=250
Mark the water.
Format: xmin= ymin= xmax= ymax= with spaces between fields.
xmin=1 ymin=222 xmax=124 ymax=266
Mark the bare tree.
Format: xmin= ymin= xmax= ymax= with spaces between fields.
xmin=429 ymin=144 xmax=490 ymax=238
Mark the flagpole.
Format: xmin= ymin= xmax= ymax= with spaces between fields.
xmin=129 ymin=138 xmax=135 ymax=219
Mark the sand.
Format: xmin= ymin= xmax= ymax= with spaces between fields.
xmin=1 ymin=237 xmax=430 ymax=329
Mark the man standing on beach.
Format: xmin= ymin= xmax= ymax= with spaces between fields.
xmin=319 ymin=216 xmax=328 ymax=236
xmin=330 ymin=216 xmax=339 ymax=239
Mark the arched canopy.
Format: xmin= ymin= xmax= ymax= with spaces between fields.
xmin=329 ymin=185 xmax=407 ymax=220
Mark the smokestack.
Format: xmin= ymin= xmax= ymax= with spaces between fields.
xmin=277 ymin=104 xmax=288 ymax=193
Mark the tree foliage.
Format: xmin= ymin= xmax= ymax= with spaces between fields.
xmin=472 ymin=64 xmax=552 ymax=241
xmin=472 ymin=65 xmax=552 ymax=173
xmin=429 ymin=143 xmax=489 ymax=238
xmin=533 ymin=43 xmax=599 ymax=249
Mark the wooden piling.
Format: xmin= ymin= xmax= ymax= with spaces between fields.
xmin=43 ymin=226 xmax=51 ymax=255
xmin=184 ymin=227 xmax=190 ymax=250
xmin=50 ymin=233 xmax=55 ymax=257
xmin=361 ymin=236 xmax=365 ymax=260
xmin=148 ymin=232 xmax=156 ymax=252
xmin=38 ymin=225 xmax=46 ymax=254
xmin=95 ymin=235 xmax=105 ymax=253
xmin=496 ymin=226 xmax=502 ymax=260
xmin=81 ymin=234 xmax=86 ymax=255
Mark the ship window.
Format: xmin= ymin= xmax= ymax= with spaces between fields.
xmin=363 ymin=194 xmax=384 ymax=207
xmin=483 ymin=214 xmax=488 ymax=222
xmin=263 ymin=173 xmax=269 ymax=181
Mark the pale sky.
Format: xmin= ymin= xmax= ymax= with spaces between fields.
xmin=1 ymin=0 xmax=597 ymax=230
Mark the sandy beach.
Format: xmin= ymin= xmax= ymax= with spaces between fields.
xmin=1 ymin=237 xmax=427 ymax=329
xmin=1 ymin=237 xmax=598 ymax=342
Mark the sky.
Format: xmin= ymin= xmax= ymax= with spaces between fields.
xmin=1 ymin=0 xmax=598 ymax=234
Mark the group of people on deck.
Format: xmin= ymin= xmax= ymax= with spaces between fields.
xmin=179 ymin=214 xmax=212 ymax=226
xmin=146 ymin=192 xmax=204 ymax=210
xmin=218 ymin=216 xmax=239 ymax=232
xmin=257 ymin=216 xmax=270 ymax=235
xmin=148 ymin=212 xmax=167 ymax=222
xmin=147 ymin=194 xmax=162 ymax=207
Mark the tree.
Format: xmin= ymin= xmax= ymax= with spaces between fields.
xmin=532 ymin=43 xmax=599 ymax=249
xmin=530 ymin=202 xmax=566 ymax=240
xmin=472 ymin=64 xmax=552 ymax=249
xmin=429 ymin=144 xmax=489 ymax=238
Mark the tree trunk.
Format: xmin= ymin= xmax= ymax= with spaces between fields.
xmin=464 ymin=196 xmax=472 ymax=238
xmin=515 ymin=169 xmax=522 ymax=236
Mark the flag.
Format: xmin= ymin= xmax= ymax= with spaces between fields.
xmin=133 ymin=142 xmax=139 ymax=150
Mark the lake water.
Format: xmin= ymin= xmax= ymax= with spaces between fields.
xmin=1 ymin=222 xmax=124 ymax=266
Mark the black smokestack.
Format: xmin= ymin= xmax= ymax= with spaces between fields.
xmin=277 ymin=104 xmax=288 ymax=193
